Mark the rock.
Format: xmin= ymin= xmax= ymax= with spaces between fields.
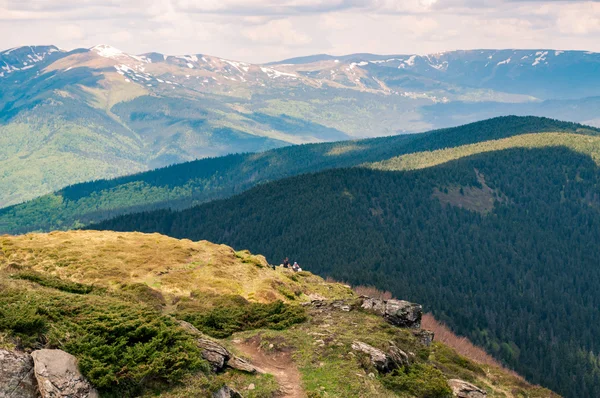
xmin=247 ymin=383 xmax=255 ymax=390
xmin=448 ymin=379 xmax=487 ymax=398
xmin=177 ymin=319 xmax=203 ymax=335
xmin=196 ymin=337 xmax=230 ymax=371
xmin=212 ymin=385 xmax=242 ymax=398
xmin=227 ymin=356 xmax=264 ymax=374
xmin=0 ymin=349 xmax=39 ymax=398
xmin=177 ymin=320 xmax=262 ymax=373
xmin=413 ymin=330 xmax=435 ymax=346
xmin=360 ymin=297 xmax=422 ymax=328
xmin=31 ymin=349 xmax=98 ymax=398
xmin=387 ymin=343 xmax=410 ymax=367
xmin=351 ymin=341 xmax=408 ymax=373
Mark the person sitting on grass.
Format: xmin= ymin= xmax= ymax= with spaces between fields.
xmin=292 ymin=262 xmax=302 ymax=272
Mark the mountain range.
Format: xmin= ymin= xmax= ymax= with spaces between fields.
xmin=90 ymin=117 xmax=600 ymax=398
xmin=1 ymin=116 xmax=595 ymax=234
xmin=2 ymin=45 xmax=600 ymax=207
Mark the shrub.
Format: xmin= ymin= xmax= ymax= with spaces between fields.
xmin=11 ymin=271 xmax=95 ymax=294
xmin=381 ymin=364 xmax=452 ymax=398
xmin=177 ymin=294 xmax=307 ymax=338
xmin=0 ymin=286 xmax=208 ymax=397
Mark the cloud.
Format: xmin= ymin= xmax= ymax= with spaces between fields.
xmin=242 ymin=19 xmax=312 ymax=46
xmin=1 ymin=0 xmax=600 ymax=63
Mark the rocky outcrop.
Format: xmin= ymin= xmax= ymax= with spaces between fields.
xmin=0 ymin=349 xmax=39 ymax=398
xmin=212 ymin=385 xmax=242 ymax=398
xmin=360 ymin=297 xmax=422 ymax=328
xmin=413 ymin=330 xmax=435 ymax=346
xmin=448 ymin=379 xmax=487 ymax=398
xmin=178 ymin=320 xmax=263 ymax=374
xmin=31 ymin=349 xmax=98 ymax=398
xmin=351 ymin=341 xmax=409 ymax=373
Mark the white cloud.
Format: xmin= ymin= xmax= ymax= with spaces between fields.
xmin=1 ymin=0 xmax=600 ymax=63
xmin=243 ymin=19 xmax=312 ymax=46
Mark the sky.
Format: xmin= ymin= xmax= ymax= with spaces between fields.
xmin=1 ymin=0 xmax=599 ymax=63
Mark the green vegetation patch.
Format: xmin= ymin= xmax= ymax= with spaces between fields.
xmin=176 ymin=293 xmax=307 ymax=338
xmin=0 ymin=282 xmax=207 ymax=397
xmin=10 ymin=270 xmax=95 ymax=294
xmin=381 ymin=364 xmax=453 ymax=398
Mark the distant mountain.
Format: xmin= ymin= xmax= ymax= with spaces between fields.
xmin=93 ymin=128 xmax=600 ymax=398
xmin=2 ymin=45 xmax=600 ymax=206
xmin=1 ymin=116 xmax=596 ymax=234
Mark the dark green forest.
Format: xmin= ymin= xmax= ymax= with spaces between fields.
xmin=94 ymin=145 xmax=600 ymax=398
xmin=1 ymin=116 xmax=597 ymax=234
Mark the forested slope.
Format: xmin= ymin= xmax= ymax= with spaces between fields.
xmin=93 ymin=141 xmax=600 ymax=397
xmin=1 ymin=116 xmax=597 ymax=234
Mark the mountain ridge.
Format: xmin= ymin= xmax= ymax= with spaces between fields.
xmin=0 ymin=230 xmax=559 ymax=397
xmin=90 ymin=140 xmax=600 ymax=398
xmin=1 ymin=116 xmax=596 ymax=234
xmin=2 ymin=43 xmax=600 ymax=207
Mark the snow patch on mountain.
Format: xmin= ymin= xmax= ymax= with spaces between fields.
xmin=0 ymin=45 xmax=64 ymax=78
xmin=497 ymin=58 xmax=511 ymax=66
xmin=405 ymin=55 xmax=417 ymax=66
xmin=260 ymin=67 xmax=297 ymax=79
xmin=532 ymin=51 xmax=548 ymax=66
xmin=92 ymin=44 xmax=124 ymax=58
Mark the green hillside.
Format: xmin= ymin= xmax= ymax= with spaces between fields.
xmin=1 ymin=116 xmax=596 ymax=234
xmin=0 ymin=231 xmax=554 ymax=397
xmin=92 ymin=135 xmax=600 ymax=397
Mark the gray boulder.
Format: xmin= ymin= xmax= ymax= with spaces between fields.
xmin=212 ymin=385 xmax=242 ymax=398
xmin=413 ymin=330 xmax=435 ymax=346
xmin=351 ymin=341 xmax=409 ymax=373
xmin=178 ymin=320 xmax=263 ymax=374
xmin=361 ymin=297 xmax=422 ymax=328
xmin=31 ymin=349 xmax=98 ymax=398
xmin=448 ymin=379 xmax=487 ymax=398
xmin=0 ymin=349 xmax=39 ymax=398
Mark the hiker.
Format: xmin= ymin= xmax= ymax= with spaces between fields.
xmin=283 ymin=257 xmax=290 ymax=268
xmin=292 ymin=262 xmax=302 ymax=272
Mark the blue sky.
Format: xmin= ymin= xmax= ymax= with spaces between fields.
xmin=1 ymin=0 xmax=599 ymax=63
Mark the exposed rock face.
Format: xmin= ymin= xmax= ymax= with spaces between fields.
xmin=212 ymin=385 xmax=242 ymax=398
xmin=413 ymin=330 xmax=435 ymax=346
xmin=30 ymin=349 xmax=98 ymax=398
xmin=387 ymin=344 xmax=410 ymax=367
xmin=448 ymin=379 xmax=487 ymax=398
xmin=178 ymin=320 xmax=263 ymax=374
xmin=196 ymin=337 xmax=230 ymax=371
xmin=360 ymin=297 xmax=422 ymax=328
xmin=0 ymin=349 xmax=39 ymax=398
xmin=351 ymin=341 xmax=409 ymax=373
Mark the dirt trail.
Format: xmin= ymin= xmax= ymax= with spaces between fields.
xmin=233 ymin=338 xmax=306 ymax=398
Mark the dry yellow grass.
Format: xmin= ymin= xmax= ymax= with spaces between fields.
xmin=0 ymin=230 xmax=353 ymax=304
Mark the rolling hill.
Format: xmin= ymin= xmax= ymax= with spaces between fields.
xmin=92 ymin=131 xmax=600 ymax=397
xmin=1 ymin=116 xmax=597 ymax=235
xmin=0 ymin=230 xmax=555 ymax=397
xmin=2 ymin=44 xmax=600 ymax=206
